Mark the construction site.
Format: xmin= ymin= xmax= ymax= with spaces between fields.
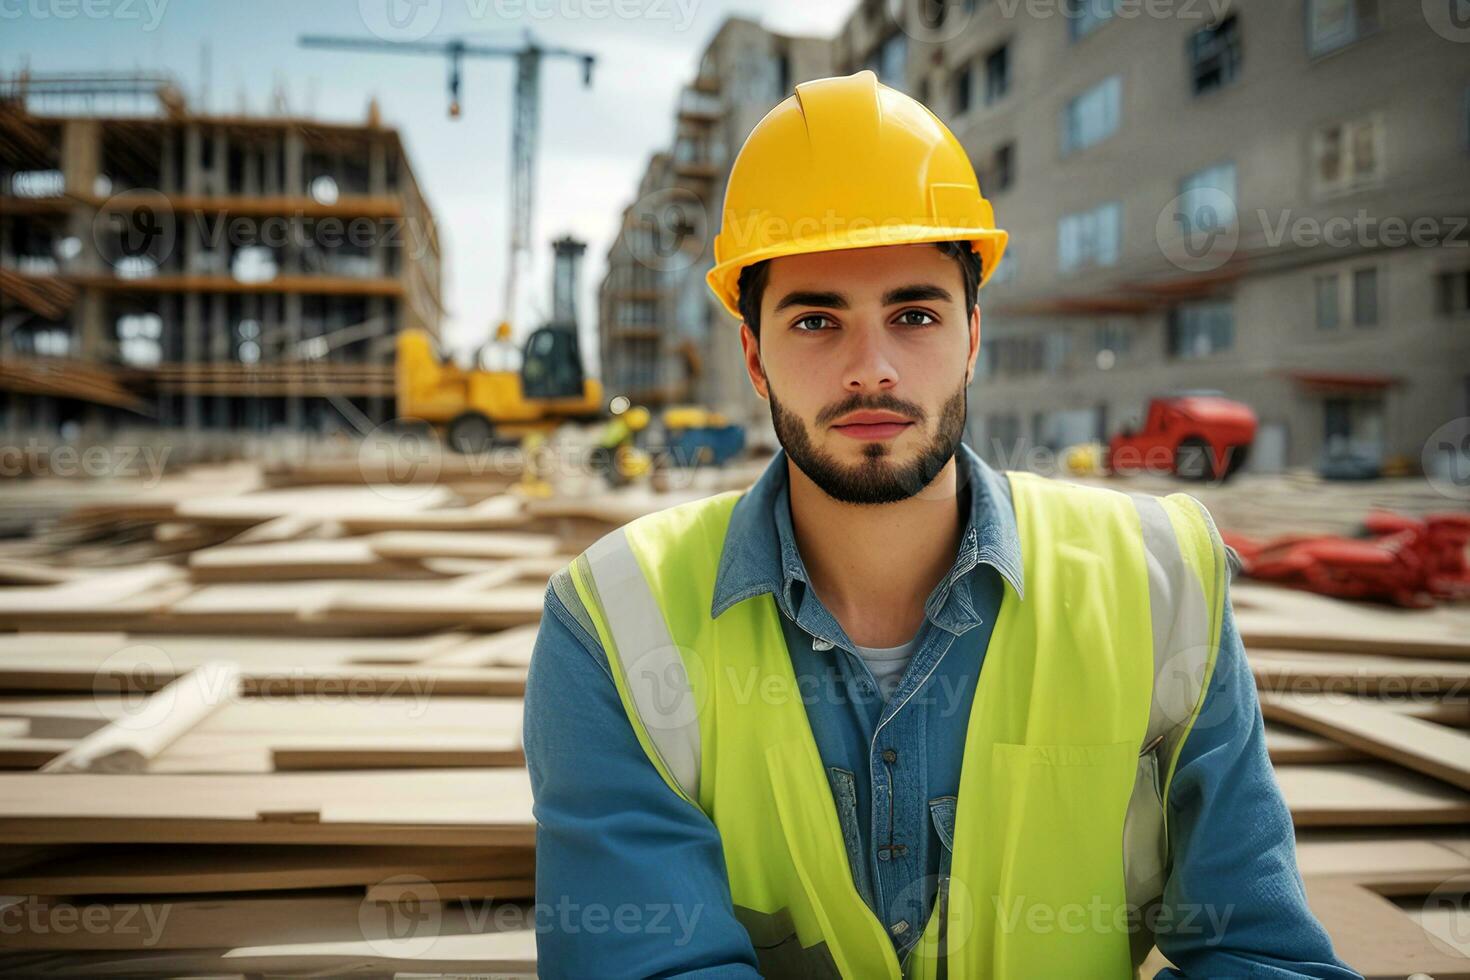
xmin=1 ymin=0 xmax=1469 ymax=977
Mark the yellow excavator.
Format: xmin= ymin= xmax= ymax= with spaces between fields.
xmin=395 ymin=321 xmax=604 ymax=454
xmin=396 ymin=236 xmax=606 ymax=454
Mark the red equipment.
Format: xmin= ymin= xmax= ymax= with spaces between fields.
xmin=1223 ymin=511 xmax=1470 ymax=607
xmin=1109 ymin=394 xmax=1257 ymax=481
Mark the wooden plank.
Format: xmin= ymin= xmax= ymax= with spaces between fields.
xmin=271 ymin=740 xmax=523 ymax=771
xmin=1251 ymin=649 xmax=1470 ymax=697
xmin=0 ymin=918 xmax=536 ymax=975
xmin=0 ymin=843 xmax=533 ymax=895
xmin=1303 ymin=878 xmax=1470 ymax=979
xmin=1266 ymin=721 xmax=1365 ymax=765
xmin=0 ymin=769 xmax=535 ymax=846
xmin=1296 ymin=831 xmax=1470 ymax=894
xmin=1261 ymin=692 xmax=1470 ymax=791
xmin=1278 ymin=763 xmax=1470 ymax=827
xmin=366 ymin=531 xmax=562 ymax=561
xmin=187 ymin=539 xmax=427 ymax=582
xmin=337 ymin=495 xmax=528 ymax=532
xmin=1233 ymin=584 xmax=1470 ymax=660
xmin=421 ymin=626 xmax=539 ymax=669
xmin=173 ymin=486 xmax=454 ymax=526
xmin=365 ymin=876 xmax=535 ymax=902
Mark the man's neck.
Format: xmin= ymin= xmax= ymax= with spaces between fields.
xmin=786 ymin=456 xmax=965 ymax=648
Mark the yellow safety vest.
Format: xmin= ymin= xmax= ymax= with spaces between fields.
xmin=565 ymin=471 xmax=1228 ymax=978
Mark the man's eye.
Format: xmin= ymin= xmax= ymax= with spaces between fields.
xmin=794 ymin=315 xmax=832 ymax=332
xmin=896 ymin=310 xmax=937 ymax=327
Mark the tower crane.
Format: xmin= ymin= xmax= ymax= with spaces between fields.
xmin=299 ymin=32 xmax=596 ymax=338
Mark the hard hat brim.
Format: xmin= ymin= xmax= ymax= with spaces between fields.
xmin=706 ymin=225 xmax=1009 ymax=322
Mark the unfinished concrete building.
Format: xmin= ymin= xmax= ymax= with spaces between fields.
xmin=596 ymin=17 xmax=834 ymax=444
xmin=0 ymin=72 xmax=443 ymax=454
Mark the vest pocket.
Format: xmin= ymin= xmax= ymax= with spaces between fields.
xmin=983 ymin=738 xmax=1140 ymax=977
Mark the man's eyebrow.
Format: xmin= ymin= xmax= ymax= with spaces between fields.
xmin=882 ymin=283 xmax=952 ymax=305
xmin=773 ymin=290 xmax=848 ymax=312
xmin=772 ymin=283 xmax=954 ymax=313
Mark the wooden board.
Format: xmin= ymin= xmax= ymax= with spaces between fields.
xmin=366 ymin=531 xmax=562 ymax=561
xmin=1303 ymin=878 xmax=1470 ymax=978
xmin=1261 ymin=692 xmax=1470 ymax=790
xmin=337 ymin=495 xmax=529 ymax=532
xmin=1251 ymin=649 xmax=1470 ymax=697
xmin=0 ymin=769 xmax=534 ymax=846
xmin=1296 ymin=831 xmax=1470 ymax=894
xmin=0 ymin=918 xmax=536 ymax=975
xmin=1233 ymin=584 xmax=1470 ymax=660
xmin=172 ymin=486 xmax=455 ymax=526
xmin=1278 ymin=763 xmax=1470 ymax=827
xmin=187 ymin=539 xmax=427 ymax=582
xmin=0 ymin=843 xmax=533 ymax=895
xmin=1266 ymin=722 xmax=1365 ymax=764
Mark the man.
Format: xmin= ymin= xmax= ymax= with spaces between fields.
xmin=524 ymin=70 xmax=1356 ymax=978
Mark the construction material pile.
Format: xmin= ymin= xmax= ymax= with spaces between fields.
xmin=0 ymin=456 xmax=1464 ymax=976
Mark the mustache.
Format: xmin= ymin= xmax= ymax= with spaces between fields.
xmin=816 ymin=395 xmax=927 ymax=427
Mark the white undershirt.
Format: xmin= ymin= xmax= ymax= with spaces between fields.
xmin=851 ymin=636 xmax=919 ymax=701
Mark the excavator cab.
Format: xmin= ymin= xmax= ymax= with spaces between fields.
xmin=521 ymin=324 xmax=586 ymax=400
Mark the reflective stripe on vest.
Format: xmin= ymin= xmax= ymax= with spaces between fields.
xmin=565 ymin=473 xmax=1227 ymax=977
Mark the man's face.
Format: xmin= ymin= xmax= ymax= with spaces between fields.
xmin=740 ymin=243 xmax=981 ymax=505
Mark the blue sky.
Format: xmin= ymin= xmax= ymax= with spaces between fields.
xmin=2 ymin=0 xmax=856 ymax=356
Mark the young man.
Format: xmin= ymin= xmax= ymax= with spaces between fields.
xmin=524 ymin=70 xmax=1356 ymax=978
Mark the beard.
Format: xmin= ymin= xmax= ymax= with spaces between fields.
xmin=767 ymin=380 xmax=967 ymax=505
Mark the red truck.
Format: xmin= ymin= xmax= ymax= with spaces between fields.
xmin=1108 ymin=393 xmax=1257 ymax=481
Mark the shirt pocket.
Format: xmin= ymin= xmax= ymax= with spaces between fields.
xmin=928 ymin=794 xmax=957 ymax=880
xmin=826 ymin=766 xmax=876 ymax=913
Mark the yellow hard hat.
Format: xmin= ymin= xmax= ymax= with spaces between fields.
xmin=625 ymin=406 xmax=652 ymax=430
xmin=706 ymin=69 xmax=1008 ymax=321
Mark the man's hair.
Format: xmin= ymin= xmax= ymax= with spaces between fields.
xmin=735 ymin=240 xmax=983 ymax=339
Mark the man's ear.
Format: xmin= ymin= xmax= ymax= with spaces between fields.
xmin=964 ymin=304 xmax=981 ymax=385
xmin=740 ymin=321 xmax=769 ymax=400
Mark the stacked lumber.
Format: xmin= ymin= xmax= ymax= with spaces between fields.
xmin=0 ymin=457 xmax=713 ymax=975
xmin=2 ymin=456 xmax=1466 ymax=974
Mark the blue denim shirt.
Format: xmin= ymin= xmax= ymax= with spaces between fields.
xmin=523 ymin=443 xmax=1359 ymax=979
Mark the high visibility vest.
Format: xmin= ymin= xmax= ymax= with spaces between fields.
xmin=561 ymin=470 xmax=1228 ymax=978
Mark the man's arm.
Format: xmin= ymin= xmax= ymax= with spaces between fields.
xmin=522 ymin=577 xmax=761 ymax=979
xmin=1152 ymin=591 xmax=1361 ymax=978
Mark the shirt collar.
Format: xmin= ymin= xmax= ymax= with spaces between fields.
xmin=709 ymin=442 xmax=1025 ymax=627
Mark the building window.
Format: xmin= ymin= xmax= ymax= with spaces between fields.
xmin=1437 ymin=269 xmax=1470 ymax=316
xmin=989 ymin=245 xmax=1018 ymax=285
xmin=871 ymin=32 xmax=908 ymax=89
xmin=1352 ymin=267 xmax=1379 ymax=326
xmin=1169 ymin=301 xmax=1234 ymax=359
xmin=952 ymin=63 xmax=973 ymax=116
xmin=1061 ymin=75 xmax=1121 ymax=156
xmin=985 ymin=43 xmax=1010 ymax=105
xmin=1178 ymin=161 xmax=1238 ymax=234
xmin=1313 ymin=115 xmax=1384 ymax=198
xmin=1068 ymin=0 xmax=1116 ymax=41
xmin=1316 ymin=274 xmax=1340 ymax=329
xmin=993 ymin=142 xmax=1015 ymax=192
xmin=1058 ymin=202 xmax=1122 ymax=272
xmin=1189 ymin=14 xmax=1242 ymax=95
xmin=1307 ymin=0 xmax=1378 ymax=57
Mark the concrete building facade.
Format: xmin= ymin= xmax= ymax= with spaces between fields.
xmin=877 ymin=0 xmax=1470 ymax=472
xmin=596 ymin=17 xmax=834 ymax=443
xmin=0 ymin=73 xmax=443 ymax=451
